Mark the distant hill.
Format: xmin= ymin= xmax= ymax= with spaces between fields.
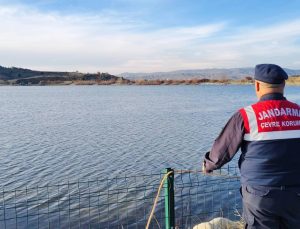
xmin=1 ymin=65 xmax=299 ymax=86
xmin=0 ymin=66 xmax=71 ymax=80
xmin=0 ymin=66 xmax=125 ymax=85
xmin=119 ymin=68 xmax=300 ymax=80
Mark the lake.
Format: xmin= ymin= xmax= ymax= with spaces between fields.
xmin=0 ymin=85 xmax=299 ymax=228
xmin=1 ymin=85 xmax=300 ymax=186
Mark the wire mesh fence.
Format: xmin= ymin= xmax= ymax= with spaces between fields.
xmin=173 ymin=166 xmax=242 ymax=228
xmin=0 ymin=165 xmax=241 ymax=229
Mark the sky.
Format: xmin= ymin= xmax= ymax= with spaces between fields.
xmin=1 ymin=0 xmax=300 ymax=74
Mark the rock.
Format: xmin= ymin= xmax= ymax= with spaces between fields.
xmin=193 ymin=217 xmax=242 ymax=229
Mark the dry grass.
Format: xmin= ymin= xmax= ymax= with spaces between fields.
xmin=3 ymin=75 xmax=299 ymax=86
xmin=287 ymin=75 xmax=300 ymax=85
xmin=0 ymin=80 xmax=9 ymax=85
xmin=73 ymin=80 xmax=97 ymax=85
xmin=133 ymin=78 xmax=232 ymax=85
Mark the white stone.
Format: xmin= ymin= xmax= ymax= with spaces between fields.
xmin=193 ymin=217 xmax=242 ymax=229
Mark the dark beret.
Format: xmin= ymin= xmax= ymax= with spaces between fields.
xmin=255 ymin=64 xmax=288 ymax=84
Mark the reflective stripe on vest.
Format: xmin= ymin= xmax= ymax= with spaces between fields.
xmin=240 ymin=100 xmax=300 ymax=141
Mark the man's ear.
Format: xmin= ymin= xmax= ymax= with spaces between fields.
xmin=256 ymin=81 xmax=260 ymax=92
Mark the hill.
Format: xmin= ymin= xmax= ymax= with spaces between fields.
xmin=1 ymin=66 xmax=299 ymax=86
xmin=0 ymin=66 xmax=128 ymax=85
xmin=119 ymin=67 xmax=300 ymax=80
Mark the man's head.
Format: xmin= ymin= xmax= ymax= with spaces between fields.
xmin=254 ymin=64 xmax=288 ymax=99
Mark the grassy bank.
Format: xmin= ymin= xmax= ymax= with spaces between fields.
xmin=286 ymin=75 xmax=300 ymax=85
xmin=133 ymin=75 xmax=300 ymax=85
xmin=1 ymin=76 xmax=300 ymax=86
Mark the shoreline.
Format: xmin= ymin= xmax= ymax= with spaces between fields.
xmin=1 ymin=78 xmax=299 ymax=86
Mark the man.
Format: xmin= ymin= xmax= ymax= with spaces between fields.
xmin=202 ymin=64 xmax=300 ymax=228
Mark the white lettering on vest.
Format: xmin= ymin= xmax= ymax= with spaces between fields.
xmin=292 ymin=108 xmax=299 ymax=117
xmin=282 ymin=120 xmax=300 ymax=127
xmin=261 ymin=121 xmax=280 ymax=129
xmin=258 ymin=112 xmax=264 ymax=121
xmin=280 ymin=108 xmax=287 ymax=116
xmin=267 ymin=109 xmax=275 ymax=118
xmin=257 ymin=108 xmax=300 ymax=120
xmin=263 ymin=111 xmax=269 ymax=119
xmin=274 ymin=108 xmax=280 ymax=116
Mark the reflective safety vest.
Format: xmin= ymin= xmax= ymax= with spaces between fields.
xmin=238 ymin=99 xmax=300 ymax=186
xmin=240 ymin=100 xmax=300 ymax=141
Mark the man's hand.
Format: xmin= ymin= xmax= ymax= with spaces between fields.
xmin=202 ymin=161 xmax=207 ymax=174
xmin=202 ymin=159 xmax=213 ymax=174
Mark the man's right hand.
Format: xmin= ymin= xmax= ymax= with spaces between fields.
xmin=202 ymin=159 xmax=213 ymax=174
xmin=202 ymin=161 xmax=207 ymax=174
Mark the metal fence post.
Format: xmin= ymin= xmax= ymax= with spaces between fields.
xmin=164 ymin=168 xmax=175 ymax=229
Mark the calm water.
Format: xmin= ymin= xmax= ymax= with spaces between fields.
xmin=0 ymin=85 xmax=299 ymax=188
xmin=0 ymin=85 xmax=299 ymax=228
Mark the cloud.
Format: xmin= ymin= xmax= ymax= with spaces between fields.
xmin=199 ymin=20 xmax=300 ymax=67
xmin=0 ymin=4 xmax=300 ymax=74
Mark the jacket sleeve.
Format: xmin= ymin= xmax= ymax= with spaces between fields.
xmin=204 ymin=111 xmax=244 ymax=172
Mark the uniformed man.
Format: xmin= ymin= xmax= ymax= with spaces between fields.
xmin=202 ymin=64 xmax=300 ymax=228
